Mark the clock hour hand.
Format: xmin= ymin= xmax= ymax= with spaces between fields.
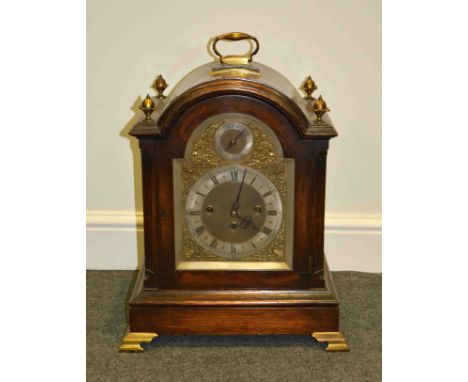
xmin=225 ymin=129 xmax=246 ymax=150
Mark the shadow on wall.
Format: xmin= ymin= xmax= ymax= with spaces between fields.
xmin=116 ymin=64 xmax=213 ymax=269
xmin=120 ymin=96 xmax=145 ymax=269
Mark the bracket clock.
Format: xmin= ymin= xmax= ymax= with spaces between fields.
xmin=120 ymin=32 xmax=349 ymax=352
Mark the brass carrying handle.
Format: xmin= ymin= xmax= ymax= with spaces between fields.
xmin=212 ymin=32 xmax=259 ymax=65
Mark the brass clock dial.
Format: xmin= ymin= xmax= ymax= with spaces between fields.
xmin=185 ymin=165 xmax=283 ymax=259
xmin=214 ymin=122 xmax=253 ymax=160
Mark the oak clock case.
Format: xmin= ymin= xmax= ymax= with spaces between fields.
xmin=122 ymin=32 xmax=349 ymax=352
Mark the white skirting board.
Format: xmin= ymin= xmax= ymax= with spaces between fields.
xmin=86 ymin=211 xmax=381 ymax=273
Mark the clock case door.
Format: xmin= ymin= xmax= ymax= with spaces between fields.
xmin=127 ymin=64 xmax=342 ymax=335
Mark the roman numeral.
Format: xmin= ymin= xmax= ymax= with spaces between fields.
xmin=188 ymin=210 xmax=201 ymax=216
xmin=262 ymin=190 xmax=273 ymax=198
xmin=230 ymin=243 xmax=236 ymax=254
xmin=261 ymin=226 xmax=272 ymax=235
xmin=267 ymin=210 xmax=277 ymax=216
xmin=210 ymin=175 xmax=219 ymax=185
xmin=209 ymin=238 xmax=218 ymax=249
xmin=196 ymin=191 xmax=206 ymax=197
xmin=230 ymin=170 xmax=238 ymax=181
xmin=195 ymin=226 xmax=205 ymax=235
xmin=249 ymin=175 xmax=257 ymax=185
xmin=250 ymin=241 xmax=257 ymax=249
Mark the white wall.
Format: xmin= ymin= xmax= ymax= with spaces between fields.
xmin=87 ymin=0 xmax=381 ymax=272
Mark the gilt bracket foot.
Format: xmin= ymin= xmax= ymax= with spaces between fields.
xmin=311 ymin=331 xmax=350 ymax=352
xmin=119 ymin=332 xmax=158 ymax=352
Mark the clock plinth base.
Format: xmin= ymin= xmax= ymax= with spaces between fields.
xmin=124 ymin=261 xmax=346 ymax=345
xmin=311 ymin=331 xmax=349 ymax=352
xmin=119 ymin=332 xmax=158 ymax=352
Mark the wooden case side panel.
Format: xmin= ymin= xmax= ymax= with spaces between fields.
xmin=129 ymin=305 xmax=339 ymax=335
xmin=139 ymin=139 xmax=158 ymax=288
xmin=310 ymin=142 xmax=329 ymax=286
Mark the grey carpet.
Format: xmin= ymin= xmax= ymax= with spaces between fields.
xmin=87 ymin=271 xmax=381 ymax=382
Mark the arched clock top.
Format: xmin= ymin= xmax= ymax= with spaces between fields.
xmin=130 ymin=62 xmax=337 ymax=140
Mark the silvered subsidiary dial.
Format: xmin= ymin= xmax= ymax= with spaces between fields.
xmin=214 ymin=123 xmax=253 ymax=160
xmin=185 ymin=165 xmax=283 ymax=258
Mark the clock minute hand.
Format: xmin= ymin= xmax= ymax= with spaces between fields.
xmin=231 ymin=169 xmax=247 ymax=212
xmin=225 ymin=129 xmax=246 ymax=150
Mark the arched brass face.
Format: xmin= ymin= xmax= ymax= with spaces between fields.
xmin=174 ymin=112 xmax=294 ymax=270
xmin=185 ymin=165 xmax=283 ymax=259
xmin=214 ymin=122 xmax=253 ymax=160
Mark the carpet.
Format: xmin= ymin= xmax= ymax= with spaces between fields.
xmin=87 ymin=271 xmax=381 ymax=381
